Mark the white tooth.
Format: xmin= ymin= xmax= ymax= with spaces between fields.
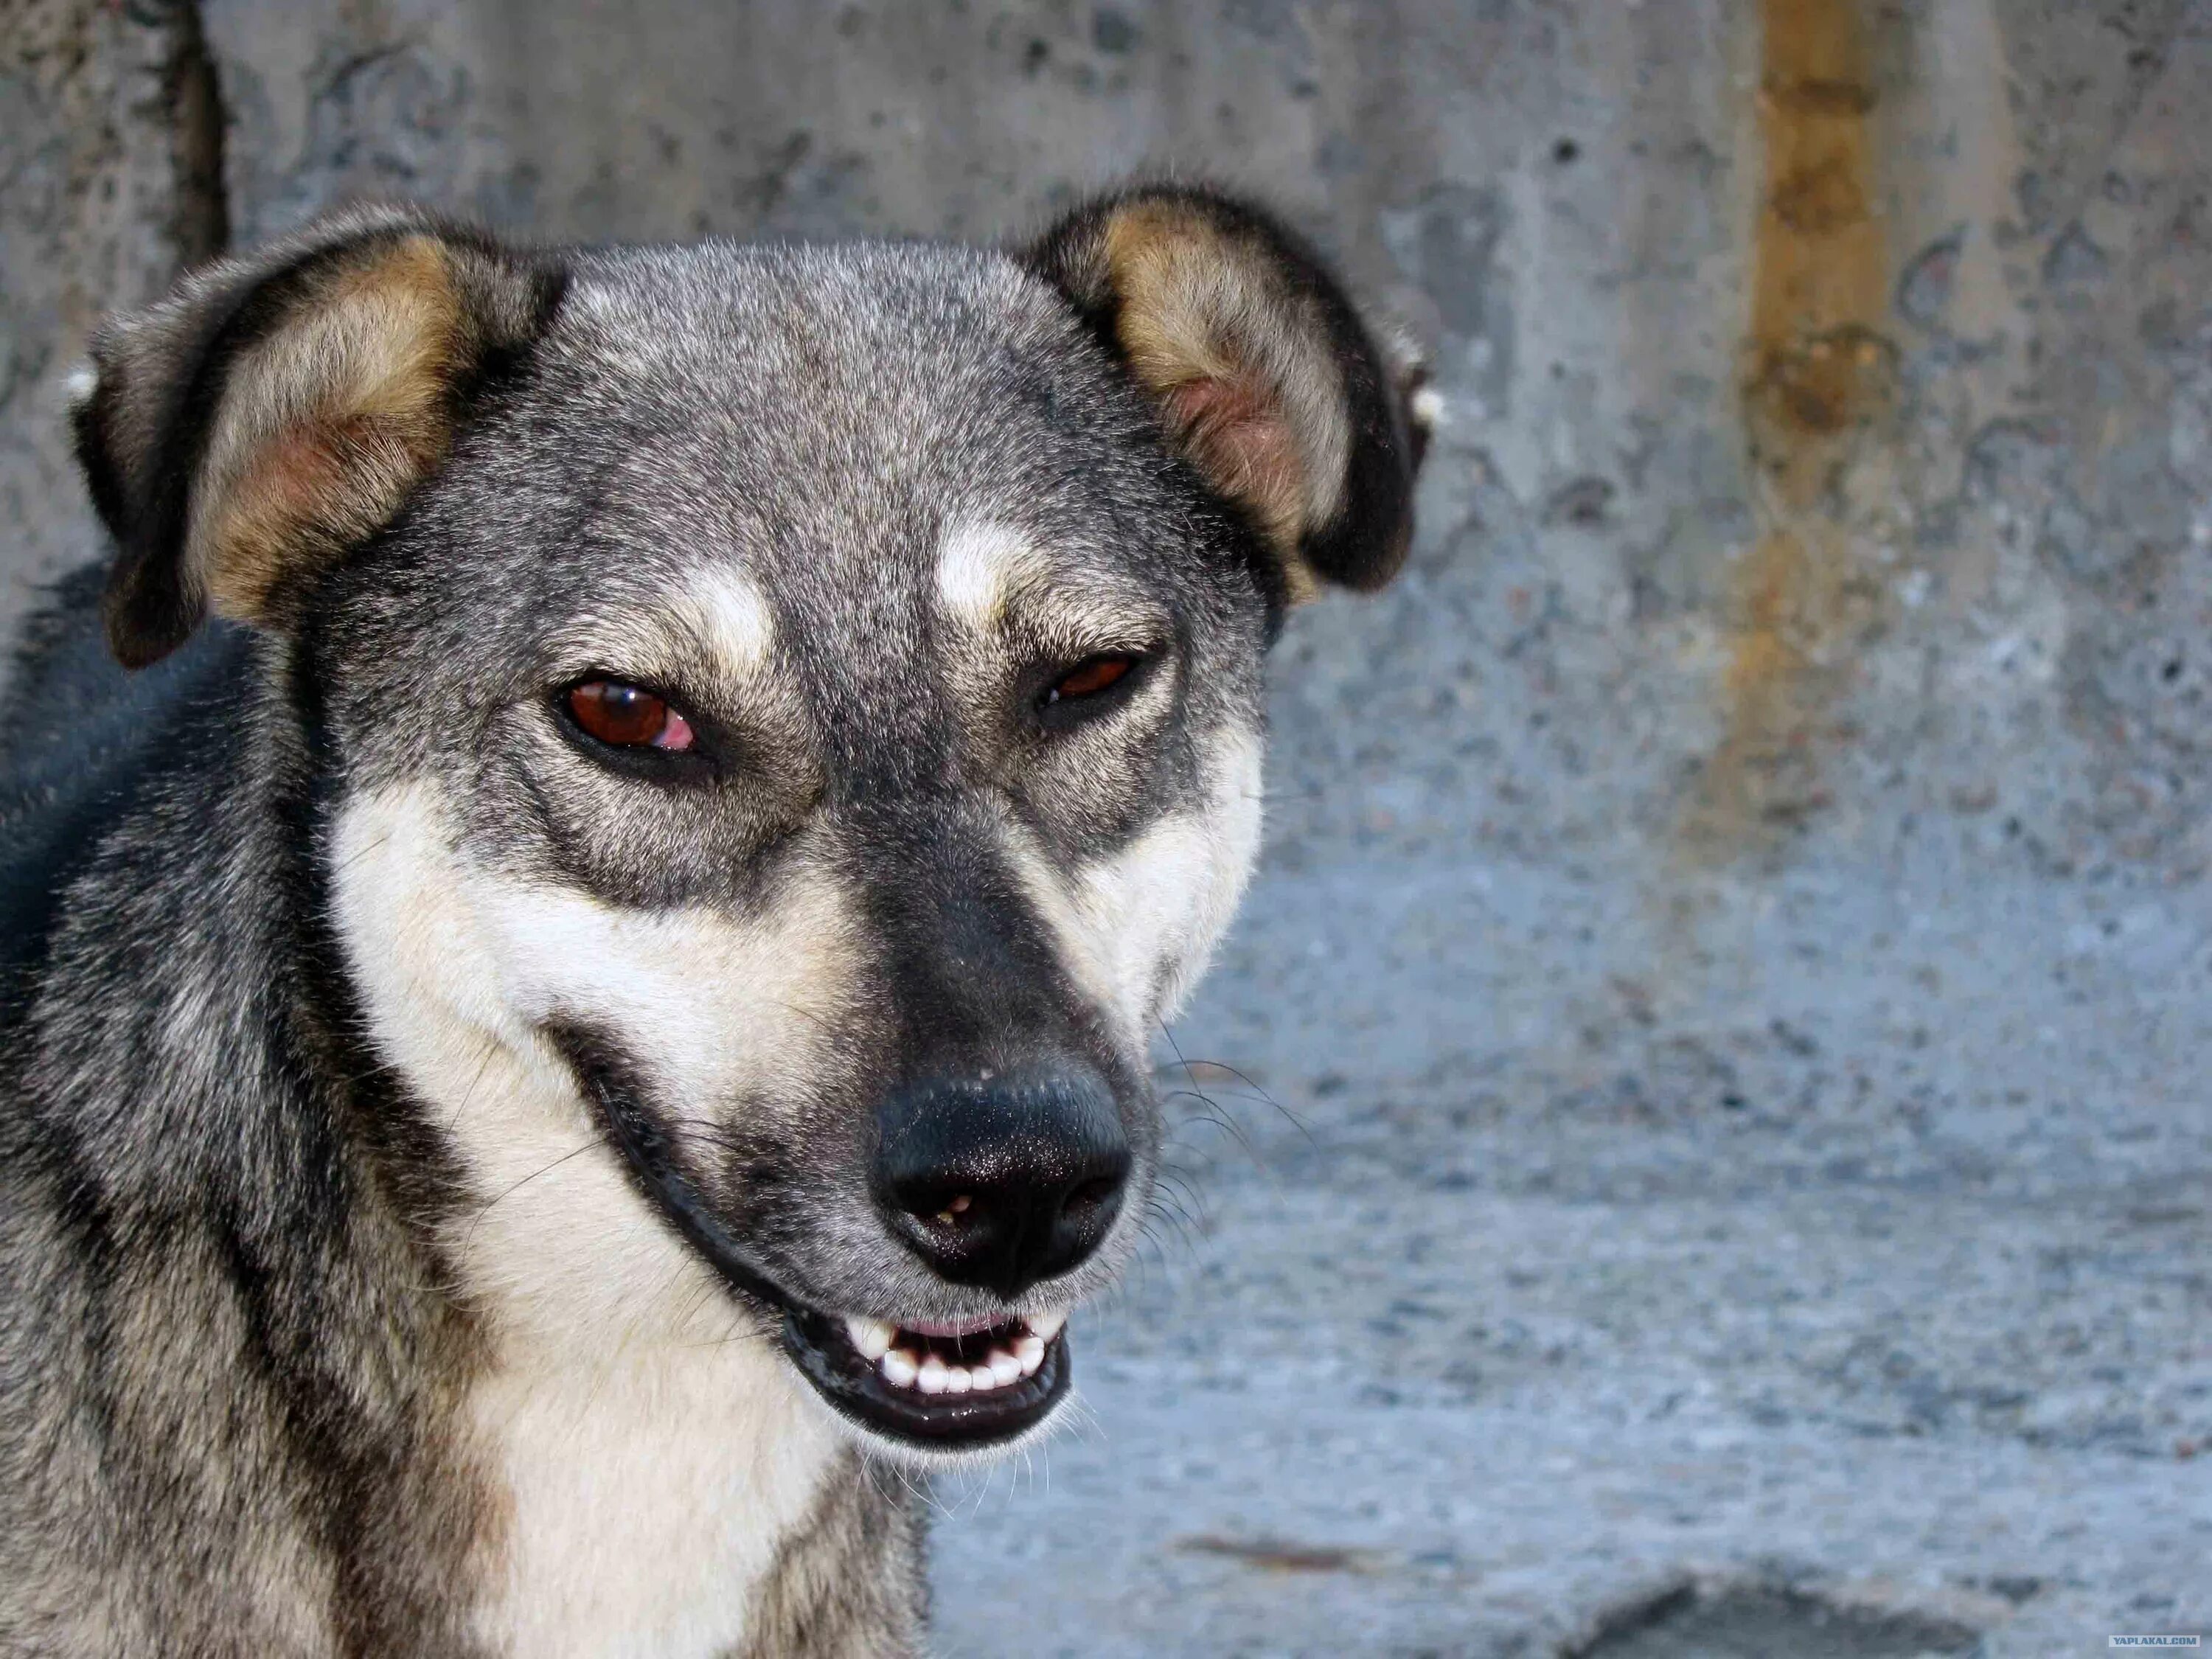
xmin=1029 ymin=1310 xmax=1067 ymax=1343
xmin=1015 ymin=1334 xmax=1045 ymax=1374
xmin=988 ymin=1349 xmax=1023 ymax=1386
xmin=942 ymin=1363 xmax=973 ymax=1394
xmin=917 ymin=1354 xmax=949 ymax=1394
xmin=880 ymin=1348 xmax=919 ymax=1388
xmin=967 ymin=1364 xmax=998 ymax=1391
xmin=846 ymin=1316 xmax=894 ymax=1361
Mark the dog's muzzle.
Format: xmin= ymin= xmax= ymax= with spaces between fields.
xmin=557 ymin=1029 xmax=1119 ymax=1451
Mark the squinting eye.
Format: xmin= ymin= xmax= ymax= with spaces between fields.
xmin=567 ymin=680 xmax=695 ymax=751
xmin=1042 ymin=654 xmax=1136 ymax=706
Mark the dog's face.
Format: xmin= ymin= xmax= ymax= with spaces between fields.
xmin=72 ymin=192 xmax=1419 ymax=1458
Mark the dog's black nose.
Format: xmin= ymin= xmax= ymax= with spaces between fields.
xmin=874 ymin=1070 xmax=1130 ymax=1298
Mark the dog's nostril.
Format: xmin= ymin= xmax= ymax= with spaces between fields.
xmin=933 ymin=1194 xmax=974 ymax=1226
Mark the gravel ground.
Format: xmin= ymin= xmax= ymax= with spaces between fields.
xmin=926 ymin=852 xmax=2212 ymax=1656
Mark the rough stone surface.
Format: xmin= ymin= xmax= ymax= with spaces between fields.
xmin=6 ymin=1 xmax=2211 ymax=1652
xmin=0 ymin=0 xmax=222 ymax=653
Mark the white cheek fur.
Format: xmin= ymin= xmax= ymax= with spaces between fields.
xmin=1007 ymin=728 xmax=1265 ymax=1042
xmin=328 ymin=783 xmax=861 ymax=1334
xmin=327 ymin=780 xmax=854 ymax=1654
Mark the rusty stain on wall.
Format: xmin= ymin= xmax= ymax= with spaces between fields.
xmin=1683 ymin=0 xmax=1894 ymax=857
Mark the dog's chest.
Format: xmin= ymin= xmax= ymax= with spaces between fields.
xmin=463 ymin=1339 xmax=841 ymax=1659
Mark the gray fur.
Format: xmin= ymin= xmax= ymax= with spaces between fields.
xmin=1 ymin=187 xmax=1417 ymax=1655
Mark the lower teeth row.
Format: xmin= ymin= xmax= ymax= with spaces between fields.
xmin=843 ymin=1313 xmax=1062 ymax=1394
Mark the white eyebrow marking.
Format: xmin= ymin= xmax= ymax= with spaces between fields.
xmin=935 ymin=518 xmax=1051 ymax=630
xmin=672 ymin=565 xmax=775 ymax=674
xmin=935 ymin=518 xmax=1166 ymax=649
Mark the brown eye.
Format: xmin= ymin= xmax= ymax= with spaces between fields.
xmin=566 ymin=681 xmax=695 ymax=751
xmin=1043 ymin=654 xmax=1135 ymax=706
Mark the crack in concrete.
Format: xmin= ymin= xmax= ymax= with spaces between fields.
xmin=167 ymin=0 xmax=230 ymax=267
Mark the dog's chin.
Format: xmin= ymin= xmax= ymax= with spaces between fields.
xmin=778 ymin=1304 xmax=1074 ymax=1462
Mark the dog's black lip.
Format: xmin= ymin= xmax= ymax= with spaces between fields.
xmin=556 ymin=1023 xmax=791 ymax=1315
xmin=552 ymin=1025 xmax=1074 ymax=1448
xmin=781 ymin=1307 xmax=1072 ymax=1447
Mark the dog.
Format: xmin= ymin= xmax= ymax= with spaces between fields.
xmin=0 ymin=183 xmax=1425 ymax=1655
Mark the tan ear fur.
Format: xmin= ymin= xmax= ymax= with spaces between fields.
xmin=77 ymin=209 xmax=561 ymax=668
xmin=1101 ymin=203 xmax=1349 ymax=599
xmin=1023 ymin=186 xmax=1419 ymax=605
xmin=192 ymin=235 xmax=467 ymax=625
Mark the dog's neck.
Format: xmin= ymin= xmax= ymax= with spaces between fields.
xmin=459 ymin=1318 xmax=848 ymax=1655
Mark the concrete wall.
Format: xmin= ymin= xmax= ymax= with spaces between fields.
xmin=15 ymin=2 xmax=2212 ymax=887
xmin=1 ymin=0 xmax=223 ymax=636
xmin=5 ymin=1 xmax=2208 ymax=1650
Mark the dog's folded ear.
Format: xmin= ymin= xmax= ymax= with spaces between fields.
xmin=1021 ymin=185 xmax=1427 ymax=605
xmin=72 ymin=209 xmax=564 ymax=669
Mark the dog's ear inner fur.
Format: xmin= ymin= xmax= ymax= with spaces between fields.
xmin=74 ymin=211 xmax=563 ymax=669
xmin=1022 ymin=186 xmax=1424 ymax=605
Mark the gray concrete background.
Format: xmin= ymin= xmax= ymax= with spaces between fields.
xmin=4 ymin=1 xmax=2208 ymax=1652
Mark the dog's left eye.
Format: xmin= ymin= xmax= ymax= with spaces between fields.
xmin=566 ymin=681 xmax=695 ymax=751
xmin=1040 ymin=654 xmax=1137 ymax=707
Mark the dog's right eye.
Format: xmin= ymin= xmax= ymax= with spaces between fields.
xmin=566 ymin=680 xmax=695 ymax=751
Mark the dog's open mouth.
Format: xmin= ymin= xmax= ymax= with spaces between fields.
xmin=781 ymin=1306 xmax=1071 ymax=1448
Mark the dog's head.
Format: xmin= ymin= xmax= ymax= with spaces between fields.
xmin=71 ymin=189 xmax=1422 ymax=1459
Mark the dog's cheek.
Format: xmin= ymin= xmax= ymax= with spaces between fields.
xmin=327 ymin=780 xmax=868 ymax=1343
xmin=330 ymin=780 xmax=655 ymax=1343
xmin=465 ymin=869 xmax=863 ymax=1116
xmin=1020 ymin=726 xmax=1265 ymax=1038
xmin=329 ymin=779 xmax=544 ymax=1103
